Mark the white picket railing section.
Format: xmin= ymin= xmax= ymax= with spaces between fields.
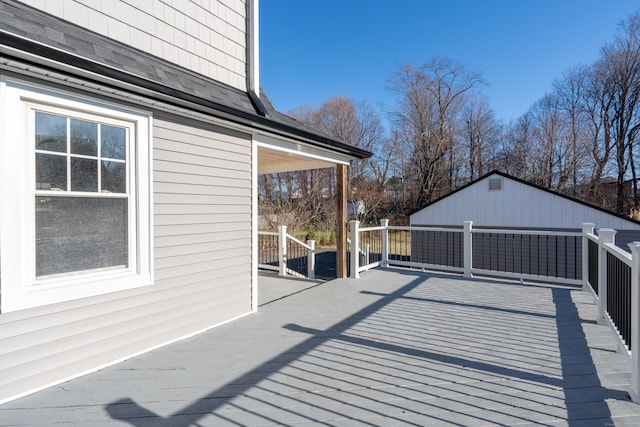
xmin=258 ymin=225 xmax=315 ymax=279
xmin=349 ymin=219 xmax=640 ymax=403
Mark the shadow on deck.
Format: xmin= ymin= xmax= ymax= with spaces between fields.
xmin=2 ymin=268 xmax=640 ymax=426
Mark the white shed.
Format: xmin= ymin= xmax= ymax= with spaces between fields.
xmin=410 ymin=171 xmax=640 ymax=247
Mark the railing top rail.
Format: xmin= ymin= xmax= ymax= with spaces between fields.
xmin=388 ymin=225 xmax=463 ymax=233
xmin=472 ymin=228 xmax=582 ymax=237
xmin=604 ymin=241 xmax=633 ymax=267
xmin=287 ymin=234 xmax=312 ymax=250
xmin=585 ymin=232 xmax=599 ymax=243
xmin=359 ymin=226 xmax=386 ymax=232
xmin=258 ymin=231 xmax=278 ymax=236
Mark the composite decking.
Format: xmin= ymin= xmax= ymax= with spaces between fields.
xmin=2 ymin=268 xmax=640 ymax=426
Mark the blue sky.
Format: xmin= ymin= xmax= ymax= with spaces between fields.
xmin=260 ymin=1 xmax=640 ymax=125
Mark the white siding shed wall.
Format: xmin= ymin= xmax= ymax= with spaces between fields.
xmin=0 ymin=113 xmax=253 ymax=403
xmin=17 ymin=0 xmax=248 ymax=90
xmin=410 ymin=174 xmax=640 ymax=231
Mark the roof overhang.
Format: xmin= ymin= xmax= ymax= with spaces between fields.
xmin=0 ymin=24 xmax=372 ymax=162
xmin=256 ymin=133 xmax=351 ymax=174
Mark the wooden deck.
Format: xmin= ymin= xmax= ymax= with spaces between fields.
xmin=3 ymin=268 xmax=640 ymax=426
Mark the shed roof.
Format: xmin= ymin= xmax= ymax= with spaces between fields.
xmin=410 ymin=170 xmax=640 ymax=231
xmin=0 ymin=0 xmax=372 ymax=160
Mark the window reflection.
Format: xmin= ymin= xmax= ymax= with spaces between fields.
xmin=35 ymin=112 xmax=66 ymax=152
xmin=101 ymin=125 xmax=126 ymax=160
xmin=70 ymin=119 xmax=98 ymax=156
xmin=36 ymin=153 xmax=67 ymax=191
xmin=71 ymin=158 xmax=98 ymax=192
xmin=102 ymin=161 xmax=126 ymax=193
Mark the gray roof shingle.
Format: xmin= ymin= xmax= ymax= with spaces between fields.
xmin=0 ymin=0 xmax=371 ymax=159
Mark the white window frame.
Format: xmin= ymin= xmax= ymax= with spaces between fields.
xmin=0 ymin=77 xmax=153 ymax=312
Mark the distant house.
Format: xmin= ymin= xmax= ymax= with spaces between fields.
xmin=0 ymin=0 xmax=370 ymax=403
xmin=410 ymin=170 xmax=640 ymax=249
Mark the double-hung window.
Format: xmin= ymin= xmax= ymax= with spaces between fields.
xmin=1 ymin=78 xmax=152 ymax=312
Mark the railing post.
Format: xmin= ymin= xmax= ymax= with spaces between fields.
xmin=630 ymin=242 xmax=640 ymax=403
xmin=307 ymin=239 xmax=315 ymax=280
xmin=597 ymin=228 xmax=616 ymax=325
xmin=381 ymin=219 xmax=389 ymax=267
xmin=350 ymin=220 xmax=360 ymax=279
xmin=463 ymin=221 xmax=473 ymax=278
xmin=278 ymin=225 xmax=287 ymax=277
xmin=582 ymin=223 xmax=595 ymax=290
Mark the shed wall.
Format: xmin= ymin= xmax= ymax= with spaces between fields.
xmin=0 ymin=113 xmax=253 ymax=403
xmin=410 ymin=174 xmax=640 ymax=231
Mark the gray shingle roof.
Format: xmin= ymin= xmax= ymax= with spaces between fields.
xmin=0 ymin=0 xmax=371 ymax=159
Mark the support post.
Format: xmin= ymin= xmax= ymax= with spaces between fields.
xmin=582 ymin=223 xmax=595 ymax=290
xmin=336 ymin=164 xmax=348 ymax=278
xmin=278 ymin=225 xmax=287 ymax=277
xmin=630 ymin=242 xmax=640 ymax=403
xmin=597 ymin=229 xmax=616 ymax=325
xmin=307 ymin=240 xmax=315 ymax=280
xmin=463 ymin=221 xmax=473 ymax=278
xmin=350 ymin=220 xmax=360 ymax=279
xmin=381 ymin=219 xmax=389 ymax=267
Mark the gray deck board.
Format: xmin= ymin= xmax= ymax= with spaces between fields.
xmin=2 ymin=268 xmax=640 ymax=426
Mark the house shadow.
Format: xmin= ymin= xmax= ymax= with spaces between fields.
xmin=105 ymin=269 xmax=630 ymax=426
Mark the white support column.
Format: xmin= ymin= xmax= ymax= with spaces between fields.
xmin=278 ymin=225 xmax=287 ymax=277
xmin=598 ymin=229 xmax=616 ymax=325
xmin=629 ymin=242 xmax=640 ymax=403
xmin=582 ymin=223 xmax=595 ymax=290
xmin=463 ymin=221 xmax=473 ymax=278
xmin=381 ymin=219 xmax=389 ymax=267
xmin=350 ymin=220 xmax=360 ymax=279
xmin=307 ymin=240 xmax=315 ymax=280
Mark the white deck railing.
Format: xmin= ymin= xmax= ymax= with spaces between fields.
xmin=258 ymin=226 xmax=315 ymax=279
xmin=349 ymin=219 xmax=640 ymax=403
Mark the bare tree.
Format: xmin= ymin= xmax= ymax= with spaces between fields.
xmin=461 ymin=94 xmax=501 ymax=180
xmin=598 ymin=13 xmax=640 ymax=212
xmin=388 ymin=58 xmax=484 ymax=209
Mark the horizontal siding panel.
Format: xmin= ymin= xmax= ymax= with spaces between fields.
xmin=154 ymin=159 xmax=250 ymax=181
xmin=154 ymin=255 xmax=250 ymax=282
xmin=154 ymin=170 xmax=250 ymax=189
xmin=154 ymin=203 xmax=250 ymax=215
xmin=155 ymin=222 xmax=250 ymax=237
xmin=0 ymin=267 xmax=249 ymax=344
xmin=154 ymin=149 xmax=249 ymax=170
xmin=155 ymin=238 xmax=251 ymax=258
xmin=1 ymin=279 xmax=249 ymax=364
xmin=1 ymin=285 xmax=250 ymax=387
xmin=155 ymin=230 xmax=249 ymax=248
xmin=154 ymin=128 xmax=251 ymax=157
xmin=154 ymin=122 xmax=251 ymax=154
xmin=154 ymin=138 xmax=250 ymax=165
xmin=154 ymin=193 xmax=249 ymax=206
xmin=153 ymin=265 xmax=251 ymax=290
xmin=155 ymin=182 xmax=251 ymax=197
xmin=154 ymin=212 xmax=251 ymax=226
xmin=154 ymin=246 xmax=249 ymax=269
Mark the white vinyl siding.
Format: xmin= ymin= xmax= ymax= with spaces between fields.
xmin=410 ymin=174 xmax=640 ymax=231
xmin=0 ymin=113 xmax=253 ymax=404
xmin=17 ymin=0 xmax=248 ymax=90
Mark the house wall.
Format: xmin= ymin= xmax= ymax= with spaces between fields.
xmin=0 ymin=110 xmax=253 ymax=403
xmin=16 ymin=0 xmax=248 ymax=91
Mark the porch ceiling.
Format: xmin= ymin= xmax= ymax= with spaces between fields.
xmin=257 ymin=145 xmax=337 ymax=174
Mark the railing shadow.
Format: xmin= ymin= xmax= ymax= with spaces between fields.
xmin=105 ymin=269 xmax=631 ymax=426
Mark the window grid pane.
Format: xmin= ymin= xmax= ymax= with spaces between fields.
xmin=35 ymin=114 xmax=128 ymax=195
